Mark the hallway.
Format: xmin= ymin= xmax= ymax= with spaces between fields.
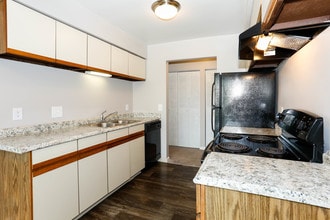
xmin=167 ymin=145 xmax=203 ymax=167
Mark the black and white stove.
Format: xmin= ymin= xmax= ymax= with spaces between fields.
xmin=202 ymin=109 xmax=324 ymax=163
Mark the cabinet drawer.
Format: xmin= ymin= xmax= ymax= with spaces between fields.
xmin=78 ymin=133 xmax=106 ymax=150
xmin=107 ymin=128 xmax=128 ymax=141
xmin=129 ymin=124 xmax=144 ymax=134
xmin=32 ymin=141 xmax=77 ymax=165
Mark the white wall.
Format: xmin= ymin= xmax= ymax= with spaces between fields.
xmin=0 ymin=59 xmax=132 ymax=128
xmin=0 ymin=0 xmax=150 ymax=129
xmin=278 ymin=27 xmax=330 ymax=152
xmin=133 ymin=35 xmax=243 ymax=161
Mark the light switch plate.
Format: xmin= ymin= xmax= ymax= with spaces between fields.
xmin=51 ymin=106 xmax=63 ymax=118
xmin=158 ymin=104 xmax=163 ymax=111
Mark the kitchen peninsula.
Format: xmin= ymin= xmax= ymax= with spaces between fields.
xmin=194 ymin=152 xmax=330 ymax=220
xmin=0 ymin=114 xmax=159 ymax=220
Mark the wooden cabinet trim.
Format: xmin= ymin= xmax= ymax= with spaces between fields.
xmin=6 ymin=48 xmax=56 ymax=63
xmin=32 ymin=130 xmax=144 ymax=177
xmin=55 ymin=59 xmax=87 ymax=70
xmin=196 ymin=184 xmax=205 ymax=220
xmin=0 ymin=151 xmax=33 ymax=220
xmin=32 ymin=151 xmax=78 ymax=177
xmin=78 ymin=142 xmax=108 ymax=160
xmin=0 ymin=0 xmax=8 ymax=54
xmin=107 ymin=130 xmax=145 ymax=149
xmin=199 ymin=186 xmax=330 ymax=220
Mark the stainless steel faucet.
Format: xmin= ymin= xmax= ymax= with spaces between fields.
xmin=101 ymin=111 xmax=118 ymax=121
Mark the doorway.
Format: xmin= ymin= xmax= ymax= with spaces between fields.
xmin=167 ymin=58 xmax=217 ymax=156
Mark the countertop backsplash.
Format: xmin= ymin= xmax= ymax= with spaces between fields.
xmin=0 ymin=112 xmax=161 ymax=139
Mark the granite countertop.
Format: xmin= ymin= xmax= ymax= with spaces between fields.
xmin=0 ymin=114 xmax=160 ymax=154
xmin=193 ymin=152 xmax=330 ymax=209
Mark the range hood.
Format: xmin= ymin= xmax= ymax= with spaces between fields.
xmin=239 ymin=0 xmax=330 ymax=70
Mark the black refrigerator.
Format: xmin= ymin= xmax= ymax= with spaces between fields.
xmin=211 ymin=71 xmax=276 ymax=137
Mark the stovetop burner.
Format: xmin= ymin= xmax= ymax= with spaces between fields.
xmin=247 ymin=135 xmax=277 ymax=143
xmin=216 ymin=142 xmax=251 ymax=153
xmin=221 ymin=133 xmax=243 ymax=140
xmin=257 ymin=147 xmax=286 ymax=158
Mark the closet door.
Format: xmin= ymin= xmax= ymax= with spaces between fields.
xmin=168 ymin=72 xmax=178 ymax=146
xmin=169 ymin=71 xmax=201 ymax=148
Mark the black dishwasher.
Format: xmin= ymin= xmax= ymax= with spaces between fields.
xmin=145 ymin=120 xmax=161 ymax=168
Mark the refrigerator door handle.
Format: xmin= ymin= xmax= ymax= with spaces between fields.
xmin=211 ymin=81 xmax=215 ymax=107
xmin=211 ymin=106 xmax=221 ymax=133
xmin=211 ymin=108 xmax=215 ymax=132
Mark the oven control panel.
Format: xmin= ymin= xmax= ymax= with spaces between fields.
xmin=277 ymin=109 xmax=323 ymax=144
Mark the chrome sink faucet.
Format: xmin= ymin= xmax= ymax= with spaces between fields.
xmin=101 ymin=111 xmax=118 ymax=122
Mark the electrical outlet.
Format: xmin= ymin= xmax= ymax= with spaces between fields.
xmin=13 ymin=108 xmax=23 ymax=120
xmin=125 ymin=104 xmax=129 ymax=111
xmin=51 ymin=106 xmax=63 ymax=118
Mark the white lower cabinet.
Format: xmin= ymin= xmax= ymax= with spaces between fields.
xmin=32 ymin=141 xmax=79 ymax=220
xmin=107 ymin=142 xmax=130 ymax=192
xmin=129 ymin=125 xmax=145 ymax=177
xmin=78 ymin=133 xmax=107 ymax=212
xmin=107 ymin=128 xmax=130 ymax=192
xmin=32 ymin=125 xmax=145 ymax=219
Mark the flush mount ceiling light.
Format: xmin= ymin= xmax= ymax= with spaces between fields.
xmin=151 ymin=0 xmax=181 ymax=20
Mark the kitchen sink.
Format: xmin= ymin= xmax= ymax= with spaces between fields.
xmin=98 ymin=119 xmax=140 ymax=128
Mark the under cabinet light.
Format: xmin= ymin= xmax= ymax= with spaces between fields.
xmin=85 ymin=71 xmax=112 ymax=78
xmin=256 ymin=34 xmax=272 ymax=51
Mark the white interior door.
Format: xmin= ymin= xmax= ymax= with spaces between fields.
xmin=168 ymin=73 xmax=178 ymax=146
xmin=168 ymin=71 xmax=201 ymax=148
xmin=205 ymin=70 xmax=216 ymax=145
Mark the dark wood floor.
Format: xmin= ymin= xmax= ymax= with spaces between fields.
xmin=79 ymin=162 xmax=199 ymax=220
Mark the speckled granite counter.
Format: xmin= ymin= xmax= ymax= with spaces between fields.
xmin=220 ymin=126 xmax=281 ymax=136
xmin=0 ymin=113 xmax=160 ymax=154
xmin=193 ymin=152 xmax=330 ymax=209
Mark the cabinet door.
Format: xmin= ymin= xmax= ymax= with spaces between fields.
xmin=129 ymin=136 xmax=145 ymax=177
xmin=129 ymin=125 xmax=145 ymax=177
xmin=56 ymin=22 xmax=87 ymax=67
xmin=78 ymin=133 xmax=107 ymax=212
xmin=108 ymin=143 xmax=130 ymax=192
xmin=87 ymin=35 xmax=111 ymax=71
xmin=111 ymin=46 xmax=129 ymax=74
xmin=6 ymin=0 xmax=55 ymax=60
xmin=32 ymin=141 xmax=78 ymax=220
xmin=128 ymin=53 xmax=146 ymax=79
xmin=107 ymin=128 xmax=130 ymax=192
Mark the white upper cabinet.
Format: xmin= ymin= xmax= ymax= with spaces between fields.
xmin=111 ymin=46 xmax=129 ymax=75
xmin=1 ymin=0 xmax=145 ymax=81
xmin=128 ymin=54 xmax=146 ymax=79
xmin=6 ymin=0 xmax=56 ymax=60
xmin=56 ymin=22 xmax=87 ymax=67
xmin=87 ymin=35 xmax=111 ymax=71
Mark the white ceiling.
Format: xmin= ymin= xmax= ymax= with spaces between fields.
xmin=77 ymin=0 xmax=254 ymax=45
